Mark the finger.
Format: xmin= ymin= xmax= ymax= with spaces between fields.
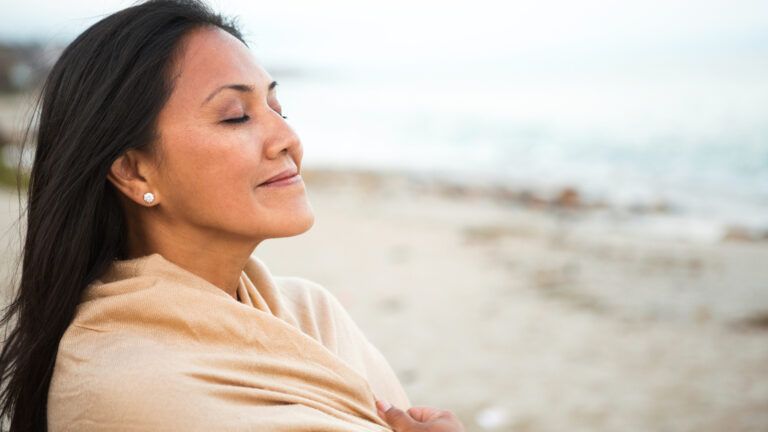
xmin=376 ymin=399 xmax=419 ymax=431
xmin=406 ymin=406 xmax=443 ymax=422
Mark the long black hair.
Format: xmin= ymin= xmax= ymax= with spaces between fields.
xmin=0 ymin=1 xmax=245 ymax=429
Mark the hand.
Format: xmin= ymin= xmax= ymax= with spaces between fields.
xmin=375 ymin=399 xmax=465 ymax=432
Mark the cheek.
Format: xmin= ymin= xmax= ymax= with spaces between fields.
xmin=163 ymin=128 xmax=261 ymax=213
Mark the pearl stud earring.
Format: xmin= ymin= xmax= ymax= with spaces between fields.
xmin=143 ymin=192 xmax=155 ymax=205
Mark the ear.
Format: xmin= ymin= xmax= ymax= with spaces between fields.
xmin=106 ymin=149 xmax=159 ymax=206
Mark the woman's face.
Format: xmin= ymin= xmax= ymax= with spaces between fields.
xmin=146 ymin=26 xmax=314 ymax=244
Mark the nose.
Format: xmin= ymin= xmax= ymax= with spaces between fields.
xmin=263 ymin=112 xmax=302 ymax=165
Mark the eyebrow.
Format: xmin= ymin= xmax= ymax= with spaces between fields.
xmin=201 ymin=80 xmax=278 ymax=106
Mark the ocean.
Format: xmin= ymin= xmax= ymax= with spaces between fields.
xmin=272 ymin=55 xmax=768 ymax=239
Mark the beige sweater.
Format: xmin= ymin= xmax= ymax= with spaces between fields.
xmin=47 ymin=252 xmax=411 ymax=431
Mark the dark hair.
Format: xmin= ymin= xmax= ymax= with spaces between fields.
xmin=0 ymin=1 xmax=245 ymax=429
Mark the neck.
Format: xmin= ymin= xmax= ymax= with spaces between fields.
xmin=124 ymin=221 xmax=260 ymax=299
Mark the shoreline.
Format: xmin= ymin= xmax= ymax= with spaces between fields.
xmin=300 ymin=166 xmax=768 ymax=244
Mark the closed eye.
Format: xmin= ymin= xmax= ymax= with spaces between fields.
xmin=222 ymin=114 xmax=250 ymax=124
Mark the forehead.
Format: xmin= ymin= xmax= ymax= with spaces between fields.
xmin=169 ymin=27 xmax=271 ymax=103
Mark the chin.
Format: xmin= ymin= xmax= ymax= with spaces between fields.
xmin=272 ymin=208 xmax=315 ymax=238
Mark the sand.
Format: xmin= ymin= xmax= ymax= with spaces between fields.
xmin=1 ymin=169 xmax=767 ymax=431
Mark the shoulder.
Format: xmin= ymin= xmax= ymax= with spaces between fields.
xmin=273 ymin=276 xmax=345 ymax=311
xmin=272 ymin=275 xmax=371 ymax=339
xmin=272 ymin=275 xmax=359 ymax=327
xmin=244 ymin=256 xmax=348 ymax=322
xmin=271 ymin=275 xmax=376 ymax=342
xmin=268 ymin=276 xmax=370 ymax=361
xmin=270 ymin=276 xmax=359 ymax=349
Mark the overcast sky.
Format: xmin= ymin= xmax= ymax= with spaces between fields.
xmin=1 ymin=0 xmax=766 ymax=68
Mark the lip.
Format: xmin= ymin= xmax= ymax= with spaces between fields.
xmin=258 ymin=168 xmax=300 ymax=187
xmin=259 ymin=173 xmax=302 ymax=187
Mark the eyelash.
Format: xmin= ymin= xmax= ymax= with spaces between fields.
xmin=222 ymin=112 xmax=288 ymax=125
xmin=223 ymin=115 xmax=250 ymax=124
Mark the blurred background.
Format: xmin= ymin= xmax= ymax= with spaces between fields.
xmin=1 ymin=0 xmax=767 ymax=430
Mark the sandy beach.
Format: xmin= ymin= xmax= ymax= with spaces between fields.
xmin=3 ymin=168 xmax=765 ymax=431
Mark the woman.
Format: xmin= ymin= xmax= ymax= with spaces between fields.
xmin=0 ymin=0 xmax=465 ymax=431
